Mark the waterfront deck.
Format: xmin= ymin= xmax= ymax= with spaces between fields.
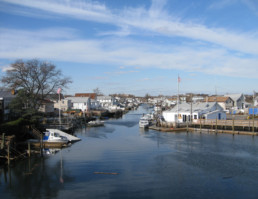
xmin=150 ymin=119 xmax=258 ymax=136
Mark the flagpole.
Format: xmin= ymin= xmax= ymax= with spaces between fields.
xmin=59 ymin=92 xmax=61 ymax=126
xmin=57 ymin=88 xmax=62 ymax=127
xmin=177 ymin=75 xmax=180 ymax=125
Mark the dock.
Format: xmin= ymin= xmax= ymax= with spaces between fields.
xmin=149 ymin=119 xmax=258 ymax=136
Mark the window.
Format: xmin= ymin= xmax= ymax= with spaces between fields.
xmin=194 ymin=115 xmax=197 ymax=119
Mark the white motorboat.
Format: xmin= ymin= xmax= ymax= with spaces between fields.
xmin=46 ymin=129 xmax=81 ymax=142
xmin=139 ymin=119 xmax=149 ymax=128
xmin=43 ymin=130 xmax=68 ymax=143
xmin=87 ymin=120 xmax=104 ymax=127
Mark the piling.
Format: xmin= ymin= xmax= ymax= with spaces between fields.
xmin=215 ymin=117 xmax=218 ymax=134
xmin=1 ymin=133 xmax=5 ymax=149
xmin=7 ymin=143 xmax=10 ymax=166
xmin=200 ymin=118 xmax=202 ymax=133
xmin=28 ymin=142 xmax=31 ymax=157
xmin=232 ymin=117 xmax=235 ymax=133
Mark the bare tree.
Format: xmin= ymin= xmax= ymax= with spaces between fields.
xmin=93 ymin=87 xmax=103 ymax=96
xmin=1 ymin=59 xmax=72 ymax=111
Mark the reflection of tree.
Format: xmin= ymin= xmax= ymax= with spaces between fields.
xmin=0 ymin=155 xmax=75 ymax=198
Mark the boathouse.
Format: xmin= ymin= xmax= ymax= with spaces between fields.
xmin=162 ymin=102 xmax=226 ymax=123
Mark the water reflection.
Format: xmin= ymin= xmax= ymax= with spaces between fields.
xmin=0 ymin=149 xmax=73 ymax=199
xmin=2 ymin=105 xmax=258 ymax=199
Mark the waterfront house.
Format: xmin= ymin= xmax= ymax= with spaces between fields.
xmin=65 ymin=97 xmax=91 ymax=112
xmin=206 ymin=96 xmax=234 ymax=111
xmin=0 ymin=89 xmax=16 ymax=121
xmin=224 ymin=94 xmax=245 ymax=110
xmin=162 ymin=102 xmax=226 ymax=123
xmin=38 ymin=100 xmax=54 ymax=114
xmin=90 ymin=99 xmax=101 ymax=110
xmin=97 ymin=96 xmax=116 ymax=109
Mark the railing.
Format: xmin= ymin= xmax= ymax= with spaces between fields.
xmin=194 ymin=119 xmax=258 ymax=127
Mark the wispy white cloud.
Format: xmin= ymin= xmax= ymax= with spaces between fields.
xmin=0 ymin=64 xmax=13 ymax=72
xmin=0 ymin=27 xmax=258 ymax=78
xmin=1 ymin=0 xmax=258 ymax=80
xmin=1 ymin=0 xmax=258 ymax=56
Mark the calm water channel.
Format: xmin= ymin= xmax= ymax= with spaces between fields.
xmin=1 ymin=105 xmax=258 ymax=199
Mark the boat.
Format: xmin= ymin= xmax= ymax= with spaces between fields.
xmin=46 ymin=129 xmax=81 ymax=142
xmin=43 ymin=130 xmax=68 ymax=143
xmin=87 ymin=120 xmax=104 ymax=127
xmin=139 ymin=119 xmax=149 ymax=128
xmin=27 ymin=130 xmax=69 ymax=148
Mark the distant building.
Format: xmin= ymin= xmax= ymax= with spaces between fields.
xmin=162 ymin=102 xmax=226 ymax=123
xmin=0 ymin=90 xmax=16 ymax=121
xmin=97 ymin=96 xmax=115 ymax=109
xmin=38 ymin=100 xmax=54 ymax=114
xmin=54 ymin=99 xmax=72 ymax=112
xmin=65 ymin=97 xmax=91 ymax=112
xmin=206 ymin=96 xmax=234 ymax=111
xmin=192 ymin=95 xmax=205 ymax=102
xmin=224 ymin=94 xmax=245 ymax=109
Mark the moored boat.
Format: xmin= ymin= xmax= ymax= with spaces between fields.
xmin=87 ymin=120 xmax=104 ymax=127
xmin=139 ymin=119 xmax=149 ymax=128
xmin=46 ymin=129 xmax=81 ymax=142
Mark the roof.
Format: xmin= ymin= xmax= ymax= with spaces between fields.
xmin=206 ymin=96 xmax=232 ymax=103
xmin=0 ymin=90 xmax=16 ymax=99
xmin=75 ymin=93 xmax=96 ymax=100
xmin=65 ymin=97 xmax=90 ymax=103
xmin=224 ymin=94 xmax=244 ymax=102
xmin=97 ymin=96 xmax=113 ymax=100
xmin=164 ymin=102 xmax=220 ymax=113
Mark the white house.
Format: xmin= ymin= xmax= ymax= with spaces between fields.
xmin=97 ymin=96 xmax=115 ymax=109
xmin=65 ymin=97 xmax=91 ymax=112
xmin=90 ymin=99 xmax=101 ymax=110
xmin=224 ymin=94 xmax=245 ymax=109
xmin=162 ymin=102 xmax=226 ymax=123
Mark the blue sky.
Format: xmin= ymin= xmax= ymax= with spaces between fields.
xmin=0 ymin=0 xmax=258 ymax=96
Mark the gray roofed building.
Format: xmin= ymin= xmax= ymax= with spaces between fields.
xmin=162 ymin=102 xmax=226 ymax=123
xmin=224 ymin=93 xmax=245 ymax=109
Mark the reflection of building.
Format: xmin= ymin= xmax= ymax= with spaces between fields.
xmin=0 ymin=90 xmax=16 ymax=121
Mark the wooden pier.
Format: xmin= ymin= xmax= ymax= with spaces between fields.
xmin=150 ymin=119 xmax=258 ymax=136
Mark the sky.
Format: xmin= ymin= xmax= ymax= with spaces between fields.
xmin=0 ymin=0 xmax=258 ymax=96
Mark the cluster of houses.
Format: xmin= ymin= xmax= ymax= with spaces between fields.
xmin=0 ymin=90 xmax=141 ymax=121
xmin=0 ymin=89 xmax=257 ymax=124
xmin=155 ymin=94 xmax=249 ymax=124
